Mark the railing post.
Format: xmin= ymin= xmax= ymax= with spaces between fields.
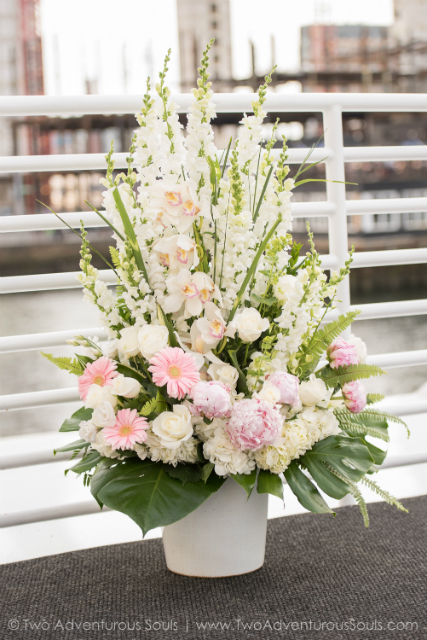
xmin=323 ymin=104 xmax=351 ymax=337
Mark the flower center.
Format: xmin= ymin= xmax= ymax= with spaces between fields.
xmin=93 ymin=375 xmax=105 ymax=386
xmin=165 ymin=191 xmax=182 ymax=206
xmin=119 ymin=424 xmax=132 ymax=437
xmin=209 ymin=319 xmax=224 ymax=338
xmin=168 ymin=365 xmax=181 ymax=379
xmin=181 ymin=283 xmax=199 ymax=298
xmin=182 ymin=200 xmax=200 ymax=216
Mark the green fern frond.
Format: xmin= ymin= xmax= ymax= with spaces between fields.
xmin=336 ymin=406 xmax=409 ymax=437
xmin=300 ymin=311 xmax=361 ymax=373
xmin=110 ymin=246 xmax=121 ymax=269
xmin=41 ymin=352 xmax=83 ymax=376
xmin=323 ymin=462 xmax=369 ymax=527
xmin=360 ymin=477 xmax=408 ymax=513
xmin=139 ymin=397 xmax=158 ymax=416
xmin=367 ymin=393 xmax=385 ymax=404
xmin=317 ymin=363 xmax=385 ymax=388
xmin=338 ymin=419 xmax=390 ymax=443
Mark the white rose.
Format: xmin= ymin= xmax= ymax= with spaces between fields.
xmin=348 ymin=335 xmax=367 ymax=364
xmin=79 ymin=419 xmax=98 ymax=443
xmin=118 ymin=326 xmax=139 ymax=358
xmin=207 ymin=363 xmax=239 ymax=389
xmin=85 ymin=384 xmax=118 ymax=410
xmin=138 ymin=324 xmax=169 ymax=360
xmin=299 ymin=375 xmax=328 ymax=407
xmin=92 ymin=401 xmax=116 ymax=427
xmin=152 ymin=405 xmax=193 ymax=449
xmin=229 ymin=308 xmax=270 ymax=343
xmin=102 ymin=339 xmax=119 ymax=358
xmin=253 ymin=381 xmax=282 ymax=405
xmin=111 ymin=374 xmax=141 ymax=398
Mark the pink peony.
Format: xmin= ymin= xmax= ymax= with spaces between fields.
xmin=342 ymin=381 xmax=367 ymax=414
xmin=103 ymin=408 xmax=149 ymax=450
xmin=225 ymin=399 xmax=283 ymax=451
xmin=327 ymin=339 xmax=359 ymax=369
xmin=148 ymin=347 xmax=200 ymax=400
xmin=266 ymin=371 xmax=300 ymax=406
xmin=191 ymin=381 xmax=232 ymax=419
xmin=78 ymin=356 xmax=119 ymax=401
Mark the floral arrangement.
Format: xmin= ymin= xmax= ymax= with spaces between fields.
xmin=44 ymin=44 xmax=408 ymax=535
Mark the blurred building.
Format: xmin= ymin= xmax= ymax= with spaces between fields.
xmin=0 ymin=0 xmax=44 ymax=214
xmin=177 ymin=0 xmax=232 ymax=91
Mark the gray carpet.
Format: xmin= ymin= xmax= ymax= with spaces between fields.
xmin=1 ymin=496 xmax=426 ymax=640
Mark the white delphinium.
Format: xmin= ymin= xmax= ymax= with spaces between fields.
xmin=203 ymin=424 xmax=256 ymax=476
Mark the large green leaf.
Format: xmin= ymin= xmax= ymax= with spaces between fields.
xmin=162 ymin=463 xmax=203 ymax=485
xmin=90 ymin=458 xmax=122 ymax=508
xmin=284 ymin=461 xmax=334 ymax=514
xmin=231 ymin=468 xmax=258 ymax=499
xmin=300 ymin=435 xmax=374 ymax=500
xmin=60 ymin=407 xmax=93 ymax=432
xmin=66 ymin=451 xmax=102 ymax=475
xmin=257 ymin=469 xmax=283 ymax=500
xmin=338 ymin=416 xmax=390 ymax=443
xmin=363 ymin=440 xmax=387 ymax=467
xmin=95 ymin=458 xmax=226 ymax=535
xmin=54 ymin=438 xmax=90 ymax=454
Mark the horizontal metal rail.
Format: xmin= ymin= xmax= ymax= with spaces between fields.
xmin=2 ymin=349 xmax=426 ymax=411
xmin=0 ymin=147 xmax=332 ymax=174
xmin=2 ymin=196 xmax=425 ymax=234
xmin=2 ymin=145 xmax=426 ymax=175
xmin=1 ymin=448 xmax=426 ymax=528
xmin=0 ymin=450 xmax=82 ymax=470
xmin=3 ymin=247 xmax=426 ymax=294
xmin=2 ymin=300 xmax=427 ymax=354
xmin=0 ymin=201 xmax=340 ymax=233
xmin=1 ymin=93 xmax=427 ymax=117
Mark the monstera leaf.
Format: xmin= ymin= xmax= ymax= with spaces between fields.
xmin=59 ymin=407 xmax=93 ymax=432
xmin=284 ymin=461 xmax=334 ymax=514
xmin=231 ymin=468 xmax=258 ymax=498
xmin=300 ymin=435 xmax=374 ymax=500
xmin=90 ymin=458 xmax=225 ymax=535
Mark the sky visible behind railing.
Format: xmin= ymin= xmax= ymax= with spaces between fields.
xmin=39 ymin=0 xmax=394 ymax=95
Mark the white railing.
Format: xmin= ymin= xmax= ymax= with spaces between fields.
xmin=1 ymin=93 xmax=427 ymax=529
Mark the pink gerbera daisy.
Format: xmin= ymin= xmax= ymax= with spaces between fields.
xmin=148 ymin=347 xmax=200 ymax=400
xmin=78 ymin=356 xmax=119 ymax=401
xmin=103 ymin=409 xmax=149 ymax=450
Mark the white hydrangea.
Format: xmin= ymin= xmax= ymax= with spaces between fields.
xmin=203 ymin=425 xmax=256 ymax=476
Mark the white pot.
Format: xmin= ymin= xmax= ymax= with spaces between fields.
xmin=162 ymin=478 xmax=269 ymax=578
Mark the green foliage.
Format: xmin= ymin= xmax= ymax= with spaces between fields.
xmin=66 ymin=451 xmax=102 ymax=476
xmin=323 ymin=462 xmax=369 ymax=527
xmin=361 ymin=477 xmax=408 ymax=513
xmin=54 ymin=439 xmax=90 ymax=454
xmin=230 ymin=468 xmax=258 ymax=499
xmin=41 ymin=352 xmax=83 ymax=376
xmin=157 ymin=304 xmax=180 ymax=348
xmin=139 ymin=396 xmax=158 ymax=417
xmin=201 ymin=462 xmax=214 ymax=483
xmin=162 ymin=463 xmax=203 ymax=485
xmin=350 ymin=407 xmax=409 ymax=437
xmin=339 ymin=420 xmax=390 ymax=443
xmin=257 ymin=469 xmax=283 ymax=500
xmin=60 ymin=407 xmax=93 ymax=432
xmin=316 ymin=363 xmax=385 ymax=388
xmin=116 ymin=363 xmax=146 ymax=386
xmin=227 ymin=350 xmax=250 ymax=396
xmin=298 ymin=310 xmax=361 ymax=375
xmin=112 ymin=187 xmax=149 ymax=285
xmin=284 ymin=462 xmax=334 ymax=514
xmin=367 ymin=393 xmax=385 ymax=404
xmin=300 ymin=435 xmax=374 ymax=500
xmin=252 ymin=65 xmax=276 ymax=117
xmin=90 ymin=458 xmax=225 ymax=536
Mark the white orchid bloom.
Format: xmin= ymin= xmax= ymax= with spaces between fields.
xmin=164 ymin=269 xmax=221 ymax=319
xmin=149 ymin=180 xmax=201 ymax=233
xmin=152 ymin=234 xmax=199 ymax=271
xmin=196 ymin=302 xmax=234 ymax=347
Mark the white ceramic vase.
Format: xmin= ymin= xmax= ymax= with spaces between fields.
xmin=162 ymin=478 xmax=269 ymax=578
